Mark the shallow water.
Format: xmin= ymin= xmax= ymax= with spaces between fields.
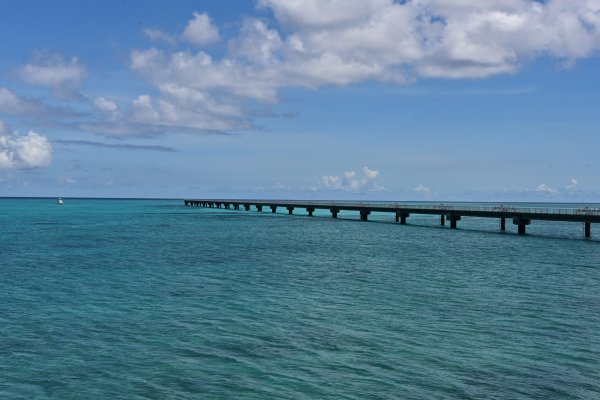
xmin=1 ymin=199 xmax=599 ymax=399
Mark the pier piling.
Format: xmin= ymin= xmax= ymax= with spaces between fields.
xmin=360 ymin=209 xmax=370 ymax=221
xmin=287 ymin=207 xmax=294 ymax=215
xmin=513 ymin=218 xmax=531 ymax=235
xmin=448 ymin=215 xmax=461 ymax=229
xmin=585 ymin=222 xmax=591 ymax=238
xmin=396 ymin=212 xmax=409 ymax=224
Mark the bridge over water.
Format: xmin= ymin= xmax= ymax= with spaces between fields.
xmin=184 ymin=199 xmax=600 ymax=239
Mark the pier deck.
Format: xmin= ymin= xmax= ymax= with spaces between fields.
xmin=184 ymin=199 xmax=600 ymax=238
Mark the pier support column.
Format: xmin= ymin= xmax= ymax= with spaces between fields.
xmin=360 ymin=209 xmax=371 ymax=221
xmin=306 ymin=207 xmax=315 ymax=216
xmin=395 ymin=212 xmax=409 ymax=224
xmin=184 ymin=200 xmax=189 ymax=206
xmin=287 ymin=207 xmax=294 ymax=215
xmin=224 ymin=203 xmax=230 ymax=209
xmin=244 ymin=204 xmax=250 ymax=211
xmin=256 ymin=205 xmax=263 ymax=212
xmin=440 ymin=215 xmax=445 ymax=226
xmin=330 ymin=208 xmax=339 ymax=219
xmin=500 ymin=217 xmax=506 ymax=231
xmin=512 ymin=218 xmax=531 ymax=235
xmin=233 ymin=204 xmax=239 ymax=210
xmin=270 ymin=205 xmax=277 ymax=214
xmin=448 ymin=215 xmax=461 ymax=229
xmin=585 ymin=222 xmax=591 ymax=238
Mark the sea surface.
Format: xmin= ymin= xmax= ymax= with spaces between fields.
xmin=1 ymin=198 xmax=599 ymax=399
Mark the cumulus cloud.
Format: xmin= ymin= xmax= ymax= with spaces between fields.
xmin=535 ymin=183 xmax=558 ymax=194
xmin=0 ymin=129 xmax=53 ymax=170
xmin=19 ymin=54 xmax=86 ymax=96
xmin=94 ymin=97 xmax=119 ymax=114
xmin=120 ymin=2 xmax=600 ymax=135
xmin=320 ymin=166 xmax=384 ymax=192
xmin=520 ymin=179 xmax=594 ymax=198
xmin=363 ymin=166 xmax=379 ymax=179
xmin=183 ymin=12 xmax=220 ymax=46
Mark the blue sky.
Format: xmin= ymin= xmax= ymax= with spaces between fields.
xmin=1 ymin=0 xmax=599 ymax=201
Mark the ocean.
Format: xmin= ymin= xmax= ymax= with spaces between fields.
xmin=1 ymin=198 xmax=599 ymax=399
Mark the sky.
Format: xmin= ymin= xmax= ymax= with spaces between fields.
xmin=1 ymin=0 xmax=599 ymax=201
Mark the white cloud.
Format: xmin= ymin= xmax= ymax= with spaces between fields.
xmin=182 ymin=12 xmax=220 ymax=46
xmin=259 ymin=0 xmax=391 ymax=30
xmin=260 ymin=0 xmax=600 ymax=81
xmin=320 ymin=166 xmax=384 ymax=192
xmin=535 ymin=183 xmax=558 ymax=194
xmin=566 ymin=178 xmax=578 ymax=190
xmin=413 ymin=184 xmax=432 ymax=194
xmin=363 ymin=166 xmax=379 ymax=179
xmin=19 ymin=54 xmax=86 ymax=94
xmin=0 ymin=130 xmax=53 ymax=170
xmin=94 ymin=97 xmax=119 ymax=113
xmin=230 ymin=19 xmax=283 ymax=65
xmin=128 ymin=85 xmax=247 ymax=132
xmin=119 ymin=1 xmax=600 ymax=135
xmin=143 ymin=28 xmax=177 ymax=45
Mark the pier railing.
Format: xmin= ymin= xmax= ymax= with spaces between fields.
xmin=189 ymin=199 xmax=600 ymax=216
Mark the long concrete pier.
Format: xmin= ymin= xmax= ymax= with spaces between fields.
xmin=184 ymin=199 xmax=600 ymax=239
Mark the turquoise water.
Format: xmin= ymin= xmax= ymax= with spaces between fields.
xmin=1 ymin=198 xmax=599 ymax=399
